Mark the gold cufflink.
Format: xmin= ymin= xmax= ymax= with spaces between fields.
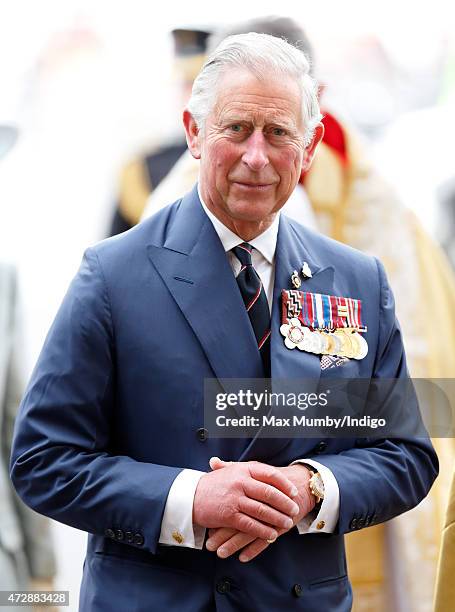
xmin=172 ymin=531 xmax=184 ymax=544
xmin=316 ymin=520 xmax=325 ymax=530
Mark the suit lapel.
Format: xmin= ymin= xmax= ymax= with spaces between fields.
xmin=147 ymin=186 xmax=264 ymax=383
xmin=240 ymin=215 xmax=336 ymax=461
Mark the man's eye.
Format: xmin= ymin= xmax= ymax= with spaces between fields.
xmin=230 ymin=124 xmax=243 ymax=133
xmin=271 ymin=128 xmax=286 ymax=136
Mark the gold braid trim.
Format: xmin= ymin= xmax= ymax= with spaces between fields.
xmin=118 ymin=158 xmax=151 ymax=226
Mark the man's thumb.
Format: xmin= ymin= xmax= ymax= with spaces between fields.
xmin=209 ymin=456 xmax=230 ymax=470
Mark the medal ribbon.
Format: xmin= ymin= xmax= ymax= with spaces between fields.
xmin=283 ymin=290 xmax=364 ymax=330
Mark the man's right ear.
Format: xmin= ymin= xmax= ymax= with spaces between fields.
xmin=183 ymin=109 xmax=201 ymax=160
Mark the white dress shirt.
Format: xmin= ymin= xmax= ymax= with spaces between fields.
xmin=159 ymin=190 xmax=340 ymax=548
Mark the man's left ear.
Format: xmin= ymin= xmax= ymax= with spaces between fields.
xmin=301 ymin=122 xmax=324 ymax=173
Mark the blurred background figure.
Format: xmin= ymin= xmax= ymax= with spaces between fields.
xmin=0 ymin=123 xmax=56 ymax=609
xmin=108 ymin=25 xmax=212 ymax=237
xmin=436 ymin=176 xmax=455 ymax=269
xmin=136 ymin=16 xmax=455 ymax=612
xmin=434 ymin=469 xmax=455 ymax=611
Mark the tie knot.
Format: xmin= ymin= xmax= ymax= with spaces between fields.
xmin=233 ymin=242 xmax=253 ymax=267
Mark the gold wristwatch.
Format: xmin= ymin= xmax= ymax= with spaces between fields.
xmin=308 ymin=470 xmax=325 ymax=504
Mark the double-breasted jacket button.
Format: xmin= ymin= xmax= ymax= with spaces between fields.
xmin=292 ymin=583 xmax=303 ymax=597
xmin=350 ymin=518 xmax=358 ymax=530
xmin=104 ymin=528 xmax=115 ymax=539
xmin=356 ymin=517 xmax=365 ymax=529
xmin=368 ymin=513 xmax=377 ymax=525
xmin=115 ymin=529 xmax=124 ymax=541
xmin=314 ymin=441 xmax=327 ymax=454
xmin=125 ymin=531 xmax=134 ymax=543
xmin=216 ymin=578 xmax=231 ymax=594
xmin=196 ymin=428 xmax=208 ymax=442
xmin=133 ymin=533 xmax=144 ymax=546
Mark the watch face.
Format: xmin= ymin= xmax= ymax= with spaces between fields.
xmin=311 ymin=473 xmax=325 ymax=500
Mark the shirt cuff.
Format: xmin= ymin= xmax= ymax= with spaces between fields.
xmin=290 ymin=458 xmax=340 ymax=534
xmin=159 ymin=468 xmax=206 ymax=549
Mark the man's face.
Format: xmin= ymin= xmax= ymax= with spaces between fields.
xmin=184 ymin=68 xmax=321 ymax=234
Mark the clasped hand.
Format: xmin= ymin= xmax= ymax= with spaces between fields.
xmin=192 ymin=457 xmax=316 ymax=563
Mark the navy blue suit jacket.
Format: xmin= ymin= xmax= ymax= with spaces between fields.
xmin=10 ymin=185 xmax=438 ymax=611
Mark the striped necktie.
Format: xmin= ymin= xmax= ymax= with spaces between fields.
xmin=232 ymin=243 xmax=271 ymax=377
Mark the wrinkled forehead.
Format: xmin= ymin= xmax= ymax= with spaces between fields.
xmin=212 ymin=68 xmax=304 ymax=128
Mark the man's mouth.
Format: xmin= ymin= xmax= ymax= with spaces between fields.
xmin=232 ymin=181 xmax=275 ymax=190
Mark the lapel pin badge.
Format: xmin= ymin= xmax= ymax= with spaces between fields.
xmin=301 ymin=261 xmax=312 ymax=279
xmin=291 ymin=270 xmax=301 ymax=288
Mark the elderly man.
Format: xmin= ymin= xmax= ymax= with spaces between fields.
xmin=10 ymin=33 xmax=437 ymax=611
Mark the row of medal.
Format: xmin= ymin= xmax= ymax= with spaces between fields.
xmin=280 ymin=318 xmax=368 ymax=360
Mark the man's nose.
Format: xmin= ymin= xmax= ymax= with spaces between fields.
xmin=241 ymin=130 xmax=269 ymax=171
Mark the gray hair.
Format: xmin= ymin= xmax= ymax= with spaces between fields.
xmin=208 ymin=16 xmax=315 ymax=72
xmin=186 ymin=32 xmax=322 ymax=147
